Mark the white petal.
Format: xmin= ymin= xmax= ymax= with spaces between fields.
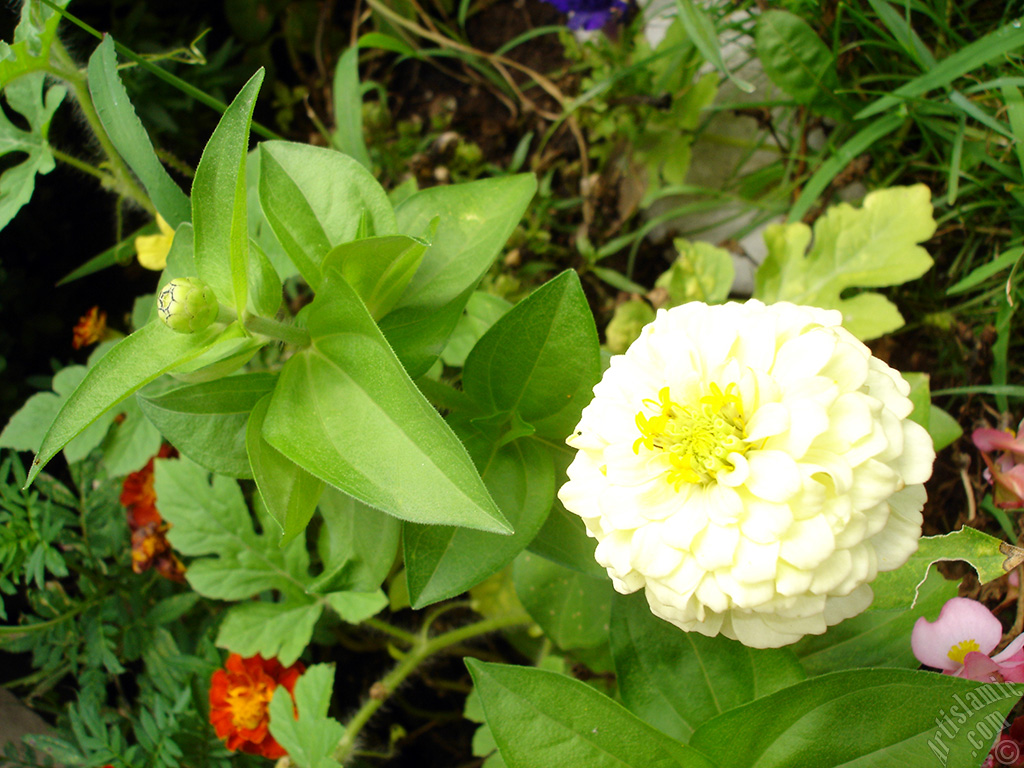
xmin=779 ymin=515 xmax=835 ymax=570
xmin=745 ymin=450 xmax=802 ymax=502
xmin=692 ymin=524 xmax=741 ymax=571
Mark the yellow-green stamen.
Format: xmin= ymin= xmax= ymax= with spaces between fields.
xmin=948 ymin=639 xmax=981 ymax=665
xmin=633 ymin=383 xmax=747 ymax=488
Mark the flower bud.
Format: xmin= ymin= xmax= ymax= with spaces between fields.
xmin=157 ymin=278 xmax=219 ymax=333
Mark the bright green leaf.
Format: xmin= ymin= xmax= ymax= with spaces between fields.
xmin=379 ymin=174 xmax=537 ymax=377
xmin=0 ymin=0 xmax=67 ymax=87
xmin=754 ymin=185 xmax=936 ymax=340
xmin=138 ymin=372 xmax=276 ymax=478
xmin=87 ymin=36 xmax=191 ymax=227
xmin=611 ymin=592 xmax=804 ymax=742
xmin=689 ymin=668 xmax=1020 ymax=767
xmin=192 ymin=69 xmax=264 ymax=318
xmin=513 ymin=551 xmax=612 ymax=650
xmin=216 ymin=601 xmax=322 ymax=667
xmin=311 ymin=486 xmax=400 ymax=594
xmin=99 ymin=395 xmax=163 ymax=476
xmin=269 ymin=664 xmax=345 ymax=768
xmin=25 ymin=321 xmax=222 ymax=487
xmin=262 ymin=271 xmax=510 ymax=534
xmin=246 ymin=393 xmax=324 ymax=543
xmin=258 ymin=141 xmax=396 ymax=291
xmin=322 ymin=234 xmax=429 ymax=320
xmin=793 ymin=568 xmax=958 ymax=675
xmin=404 ymin=432 xmax=554 ymax=609
xmin=657 ymin=239 xmax=735 ymax=306
xmin=441 ymin=292 xmax=512 ymax=368
xmin=755 ymin=11 xmax=842 ymax=116
xmin=467 ymin=659 xmax=713 ymax=768
xmin=332 ymin=45 xmax=371 ymax=170
xmin=322 ymin=590 xmax=387 ymax=623
xmin=871 ymin=527 xmax=1021 ymax=610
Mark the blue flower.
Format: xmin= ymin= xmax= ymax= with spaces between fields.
xmin=542 ymin=0 xmax=629 ymax=30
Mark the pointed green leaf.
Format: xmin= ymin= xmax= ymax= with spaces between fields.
xmin=332 ymin=45 xmax=372 ymax=170
xmin=87 ymin=35 xmax=191 ymax=227
xmin=793 ymin=568 xmax=958 ymax=675
xmin=690 ymin=668 xmax=1021 ymax=767
xmin=99 ymin=395 xmax=163 ymax=476
xmin=514 ymin=551 xmax=613 ymax=650
xmin=466 ymin=659 xmax=714 ymax=768
xmin=755 ymin=11 xmax=842 ymax=116
xmin=246 ymin=393 xmax=324 ymax=543
xmin=404 ymin=433 xmax=554 ymax=608
xmin=138 ymin=372 xmax=276 ymax=478
xmin=25 ymin=321 xmax=221 ymax=486
xmin=192 ymin=69 xmax=264 ymax=317
xmin=379 ymin=174 xmax=537 ymax=376
xmin=262 ymin=271 xmax=510 ymax=534
xmin=611 ymin=592 xmax=805 ymax=743
xmin=463 ymin=270 xmax=599 ymax=433
xmin=257 ymin=141 xmax=396 ymax=290
xmin=216 ymin=601 xmax=322 ymax=666
xmin=322 ymin=234 xmax=429 ymax=320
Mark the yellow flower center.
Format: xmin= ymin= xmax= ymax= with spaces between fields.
xmin=226 ymin=679 xmax=274 ymax=731
xmin=633 ymin=383 xmax=748 ymax=488
xmin=948 ymin=639 xmax=981 ymax=665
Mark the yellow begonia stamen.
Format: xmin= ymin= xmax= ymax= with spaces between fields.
xmin=135 ymin=214 xmax=176 ymax=271
xmin=947 ymin=639 xmax=981 ymax=665
xmin=633 ymin=383 xmax=748 ymax=488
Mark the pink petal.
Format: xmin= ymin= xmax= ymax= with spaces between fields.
xmin=958 ymin=651 xmax=1004 ymax=683
xmin=993 ymin=632 xmax=1024 ymax=663
xmin=911 ymin=597 xmax=1002 ymax=670
xmin=973 ymin=427 xmax=1024 ymax=454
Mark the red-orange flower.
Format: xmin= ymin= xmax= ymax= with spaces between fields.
xmin=72 ymin=306 xmax=107 ymax=350
xmin=121 ymin=445 xmax=183 ymax=580
xmin=209 ymin=653 xmax=305 ymax=759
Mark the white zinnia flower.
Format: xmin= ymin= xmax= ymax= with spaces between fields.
xmin=558 ymin=300 xmax=935 ymax=648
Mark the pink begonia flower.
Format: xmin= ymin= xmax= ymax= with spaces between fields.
xmin=912 ymin=597 xmax=1024 ymax=683
xmin=973 ymin=422 xmax=1024 ymax=509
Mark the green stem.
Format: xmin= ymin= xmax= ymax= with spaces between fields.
xmin=244 ymin=315 xmax=311 ymax=348
xmin=334 ymin=611 xmax=531 ymax=763
xmin=363 ymin=616 xmax=418 ymax=646
xmin=47 ymin=41 xmax=155 ymax=215
xmin=49 ymin=148 xmax=112 ymax=183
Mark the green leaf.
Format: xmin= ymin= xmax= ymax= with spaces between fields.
xmin=332 ymin=45 xmax=372 ymax=170
xmin=872 ymin=527 xmax=1021 ymax=610
xmin=322 ymin=590 xmax=387 ymax=623
xmin=312 ymin=486 xmax=400 ymax=594
xmin=656 ymin=239 xmax=735 ymax=306
xmin=216 ymin=601 xmax=323 ymax=667
xmin=25 ymin=321 xmax=222 ymax=486
xmin=466 ymin=659 xmax=714 ymax=768
xmin=246 ymin=393 xmax=324 ymax=543
xmin=262 ymin=270 xmax=510 ymax=534
xmin=611 ymin=592 xmax=804 ymax=743
xmin=440 ymin=292 xmax=512 ymax=368
xmin=672 ymin=0 xmax=752 ymax=95
xmin=192 ymin=68 xmax=264 ymax=318
xmin=0 ymin=72 xmax=64 ymax=231
xmin=754 ymin=11 xmax=842 ymax=117
xmin=86 ymin=36 xmax=191 ymax=227
xmin=157 ymin=456 xmax=310 ymax=601
xmin=462 ymin=271 xmax=600 ymax=436
xmin=946 ymin=247 xmax=1024 ymax=296
xmin=404 ymin=433 xmax=555 ymax=609
xmin=322 ymin=234 xmax=429 ymax=320
xmin=99 ymin=395 xmax=163 ymax=476
xmin=754 ymin=185 xmax=936 ymax=340
xmin=513 ymin=551 xmax=612 ymax=650
xmin=0 ymin=0 xmax=67 ymax=87
xmin=793 ymin=568 xmax=958 ymax=676
xmin=269 ymin=664 xmax=345 ymax=768
xmin=903 ymin=372 xmax=962 ymax=451
xmin=138 ymin=372 xmax=277 ymax=478
xmin=689 ymin=668 xmax=1020 ymax=767
xmin=257 ymin=141 xmax=396 ymax=291
xmin=379 ymin=174 xmax=537 ymax=377
xmin=527 ymin=502 xmax=605 ymax=579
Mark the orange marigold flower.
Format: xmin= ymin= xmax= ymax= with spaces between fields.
xmin=209 ymin=653 xmax=305 ymax=759
xmin=122 ymin=445 xmax=182 ymax=580
xmin=72 ymin=306 xmax=107 ymax=350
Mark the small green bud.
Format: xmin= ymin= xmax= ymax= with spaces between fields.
xmin=157 ymin=277 xmax=219 ymax=333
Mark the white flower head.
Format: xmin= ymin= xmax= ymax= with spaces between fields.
xmin=558 ymin=300 xmax=935 ymax=648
